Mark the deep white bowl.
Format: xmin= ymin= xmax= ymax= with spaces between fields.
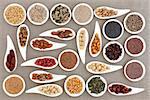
xmin=86 ymin=75 xmax=107 ymax=97
xmin=27 ymin=3 xmax=49 ymax=25
xmin=103 ymin=41 xmax=124 ymax=63
xmin=3 ymin=3 xmax=26 ymax=26
xmin=64 ymin=75 xmax=85 ymax=97
xmin=124 ymin=35 xmax=146 ymax=57
xmin=123 ymin=12 xmax=145 ymax=34
xmin=72 ymin=3 xmax=93 ymax=25
xmin=124 ymin=60 xmax=146 ymax=82
xmin=102 ymin=19 xmax=124 ymax=41
xmin=50 ymin=3 xmax=71 ymax=26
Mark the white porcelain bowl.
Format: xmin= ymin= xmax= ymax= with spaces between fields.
xmin=3 ymin=3 xmax=26 ymax=26
xmin=50 ymin=3 xmax=71 ymax=26
xmin=124 ymin=60 xmax=146 ymax=82
xmin=27 ymin=3 xmax=49 ymax=25
xmin=3 ymin=74 xmax=26 ymax=97
xmin=102 ymin=19 xmax=124 ymax=40
xmin=64 ymin=75 xmax=85 ymax=97
xmin=58 ymin=49 xmax=80 ymax=71
xmin=123 ymin=12 xmax=145 ymax=34
xmin=103 ymin=41 xmax=124 ymax=63
xmin=72 ymin=3 xmax=93 ymax=25
xmin=86 ymin=75 xmax=107 ymax=97
xmin=124 ymin=35 xmax=146 ymax=57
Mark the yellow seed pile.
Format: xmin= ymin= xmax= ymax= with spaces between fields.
xmin=5 ymin=6 xmax=25 ymax=24
xmin=67 ymin=77 xmax=83 ymax=94
xmin=88 ymin=63 xmax=109 ymax=72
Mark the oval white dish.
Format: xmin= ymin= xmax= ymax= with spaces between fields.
xmin=89 ymin=21 xmax=102 ymax=57
xmin=30 ymin=38 xmax=67 ymax=51
xmin=86 ymin=61 xmax=123 ymax=74
xmin=17 ymin=24 xmax=30 ymax=60
xmin=4 ymin=35 xmax=18 ymax=73
xmin=108 ymin=82 xmax=144 ymax=96
xmin=21 ymin=56 xmax=58 ymax=69
xmin=26 ymin=84 xmax=63 ymax=97
xmin=94 ymin=6 xmax=130 ymax=19
xmin=30 ymin=70 xmax=67 ymax=84
xmin=39 ymin=27 xmax=75 ymax=41
xmin=76 ymin=28 xmax=89 ymax=64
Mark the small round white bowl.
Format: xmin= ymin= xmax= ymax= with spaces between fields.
xmin=124 ymin=60 xmax=146 ymax=82
xmin=72 ymin=3 xmax=94 ymax=25
xmin=27 ymin=3 xmax=49 ymax=25
xmin=102 ymin=19 xmax=124 ymax=40
xmin=3 ymin=74 xmax=26 ymax=97
xmin=124 ymin=35 xmax=146 ymax=57
xmin=103 ymin=41 xmax=124 ymax=63
xmin=123 ymin=12 xmax=146 ymax=34
xmin=86 ymin=75 xmax=107 ymax=97
xmin=64 ymin=75 xmax=85 ymax=97
xmin=58 ymin=49 xmax=80 ymax=72
xmin=3 ymin=3 xmax=26 ymax=26
xmin=50 ymin=3 xmax=71 ymax=26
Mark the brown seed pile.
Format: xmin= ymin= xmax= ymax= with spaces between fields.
xmin=6 ymin=50 xmax=16 ymax=71
xmin=126 ymin=15 xmax=143 ymax=32
xmin=91 ymin=34 xmax=100 ymax=54
xmin=95 ymin=8 xmax=117 ymax=17
xmin=32 ymin=39 xmax=53 ymax=49
xmin=5 ymin=5 xmax=25 ymax=25
xmin=19 ymin=27 xmax=28 ymax=47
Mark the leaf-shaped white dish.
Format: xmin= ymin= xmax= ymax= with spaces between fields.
xmin=108 ymin=83 xmax=144 ymax=96
xmin=17 ymin=24 xmax=30 ymax=60
xmin=39 ymin=28 xmax=75 ymax=41
xmin=21 ymin=56 xmax=58 ymax=69
xmin=89 ymin=21 xmax=102 ymax=57
xmin=86 ymin=61 xmax=122 ymax=74
xmin=26 ymin=84 xmax=63 ymax=97
xmin=94 ymin=6 xmax=130 ymax=19
xmin=4 ymin=35 xmax=17 ymax=73
xmin=30 ymin=70 xmax=67 ymax=84
xmin=76 ymin=28 xmax=89 ymax=64
xmin=30 ymin=38 xmax=67 ymax=51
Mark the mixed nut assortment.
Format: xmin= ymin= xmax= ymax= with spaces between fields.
xmin=2 ymin=2 xmax=147 ymax=98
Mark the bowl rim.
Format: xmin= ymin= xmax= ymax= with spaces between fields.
xmin=102 ymin=19 xmax=124 ymax=41
xmin=58 ymin=49 xmax=80 ymax=72
xmin=3 ymin=3 xmax=26 ymax=26
xmin=64 ymin=75 xmax=85 ymax=97
xmin=3 ymin=74 xmax=26 ymax=97
xmin=123 ymin=60 xmax=146 ymax=82
xmin=27 ymin=3 xmax=49 ymax=25
xmin=103 ymin=41 xmax=125 ymax=63
xmin=72 ymin=3 xmax=94 ymax=26
xmin=124 ymin=35 xmax=146 ymax=57
xmin=123 ymin=12 xmax=146 ymax=34
xmin=50 ymin=3 xmax=71 ymax=26
xmin=85 ymin=75 xmax=107 ymax=97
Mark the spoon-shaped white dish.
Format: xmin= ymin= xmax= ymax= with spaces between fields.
xmin=21 ymin=56 xmax=58 ymax=69
xmin=39 ymin=28 xmax=75 ymax=41
xmin=30 ymin=70 xmax=67 ymax=84
xmin=26 ymin=84 xmax=63 ymax=97
xmin=4 ymin=35 xmax=17 ymax=73
xmin=86 ymin=61 xmax=122 ymax=74
xmin=108 ymin=82 xmax=144 ymax=96
xmin=89 ymin=21 xmax=102 ymax=57
xmin=17 ymin=24 xmax=30 ymax=60
xmin=94 ymin=6 xmax=130 ymax=19
xmin=30 ymin=38 xmax=67 ymax=51
xmin=76 ymin=28 xmax=89 ymax=64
